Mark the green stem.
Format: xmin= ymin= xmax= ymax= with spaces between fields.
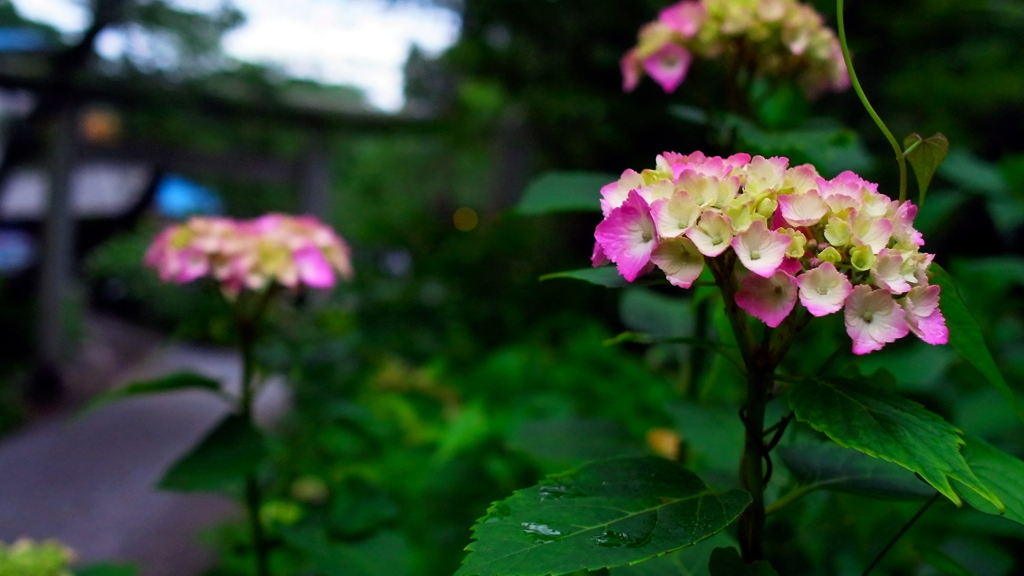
xmin=686 ymin=299 xmax=711 ymax=400
xmin=237 ymin=294 xmax=271 ymax=576
xmin=737 ymin=361 xmax=771 ymax=562
xmin=765 ymin=484 xmax=817 ymax=515
xmin=861 ymin=493 xmax=941 ymax=576
xmin=836 ymin=0 xmax=908 ymax=203
xmin=708 ymin=256 xmax=775 ymax=562
xmin=707 ymin=255 xmax=755 ymax=360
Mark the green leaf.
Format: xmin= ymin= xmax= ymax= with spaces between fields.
xmin=725 ymin=115 xmax=873 ymax=176
xmin=777 ymin=440 xmax=935 ymax=501
xmin=918 ymin=548 xmax=978 ymax=576
xmin=707 ymin=547 xmax=779 ymax=576
xmin=157 ymin=414 xmax=266 ymax=493
xmin=514 ymin=171 xmax=612 ymax=215
xmin=507 ymin=417 xmax=645 ymax=472
xmin=937 ymin=149 xmax=1009 ymax=198
xmin=929 ymin=264 xmax=1024 ymax=423
xmin=281 ymin=528 xmax=409 ymax=576
xmin=787 ymin=377 xmax=1001 ymax=509
xmin=667 ymin=402 xmax=744 ymax=475
xmin=619 ymin=287 xmax=693 ymax=338
xmin=84 ymin=372 xmax=224 ymax=413
xmin=955 ymin=437 xmax=1024 ymax=526
xmin=540 ymin=267 xmax=628 ymax=288
xmin=903 ymin=132 xmax=949 ymax=205
xmin=434 ymin=401 xmax=493 ymax=465
xmin=456 ymin=456 xmax=751 ymax=576
xmin=609 ymin=532 xmax=735 ymax=576
xmin=75 ymin=564 xmax=139 ymax=576
xmin=605 ymin=333 xmax=742 ymax=371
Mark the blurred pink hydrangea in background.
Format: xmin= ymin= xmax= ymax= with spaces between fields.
xmin=593 ymin=151 xmax=947 ymax=354
xmin=145 ymin=214 xmax=353 ymax=294
xmin=622 ymin=0 xmax=850 ymax=98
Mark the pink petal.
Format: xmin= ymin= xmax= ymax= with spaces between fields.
xmin=685 ymin=211 xmax=734 ymax=257
xmin=659 ymin=1 xmax=706 ymax=38
xmin=600 ymin=169 xmax=644 ymax=216
xmin=778 ymin=190 xmax=828 ymax=227
xmin=594 ymin=190 xmax=658 ymax=282
xmin=852 ymin=215 xmax=893 ymax=254
xmin=731 ymin=220 xmax=792 ymax=278
xmin=621 ymin=49 xmax=642 ymax=92
xmin=817 ymin=171 xmax=866 ymax=213
xmin=901 ymin=285 xmax=948 ymax=345
xmin=591 ymin=240 xmax=610 ymax=267
xmin=643 ymin=43 xmax=692 ymax=93
xmin=892 ymin=201 xmax=925 ymax=247
xmin=650 ymin=191 xmax=700 ymax=238
xmin=650 ymin=236 xmax=705 ymax=288
xmin=871 ymin=249 xmax=911 ymax=294
xmin=784 ymin=164 xmax=821 ymax=195
xmin=173 ymin=248 xmax=209 ymax=283
xmin=736 ymin=270 xmax=798 ymax=328
xmin=743 ymin=156 xmax=789 ymax=195
xmin=294 ymin=245 xmax=335 ymax=288
xmin=844 ymin=285 xmax=909 ymax=354
xmin=778 ymin=257 xmax=803 ymax=276
xmin=797 ymin=262 xmax=853 ymax=316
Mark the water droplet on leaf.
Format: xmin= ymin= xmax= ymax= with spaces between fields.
xmin=592 ymin=530 xmax=651 ymax=548
xmin=538 ymin=485 xmax=585 ymax=500
xmin=521 ymin=522 xmax=562 ymax=542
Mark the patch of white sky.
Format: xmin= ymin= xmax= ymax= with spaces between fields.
xmin=10 ymin=0 xmax=461 ymax=112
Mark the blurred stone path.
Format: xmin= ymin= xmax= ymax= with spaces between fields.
xmin=0 ymin=313 xmax=288 ymax=575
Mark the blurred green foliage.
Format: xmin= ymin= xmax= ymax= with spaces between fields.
xmin=0 ymin=539 xmax=72 ymax=576
xmin=22 ymin=0 xmax=1024 ymax=573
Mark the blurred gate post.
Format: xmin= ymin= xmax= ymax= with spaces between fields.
xmin=299 ymin=131 xmax=331 ymax=218
xmin=30 ymin=103 xmax=78 ymax=404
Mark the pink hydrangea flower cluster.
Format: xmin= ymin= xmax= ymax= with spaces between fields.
xmin=592 ymin=152 xmax=948 ymax=354
xmin=145 ymin=214 xmax=353 ymax=294
xmin=622 ymin=0 xmax=850 ymax=98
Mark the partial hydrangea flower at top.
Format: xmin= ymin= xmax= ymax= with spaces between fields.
xmin=592 ymin=152 xmax=947 ymax=354
xmin=622 ymin=0 xmax=850 ymax=98
xmin=145 ymin=214 xmax=353 ymax=294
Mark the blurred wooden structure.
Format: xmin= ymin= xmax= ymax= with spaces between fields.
xmin=0 ymin=65 xmax=432 ymax=404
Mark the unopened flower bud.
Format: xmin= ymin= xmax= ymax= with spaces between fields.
xmin=818 ymin=245 xmax=842 ymax=265
xmin=850 ymin=245 xmax=875 ymax=271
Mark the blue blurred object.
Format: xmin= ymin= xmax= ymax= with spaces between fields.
xmin=0 ymin=228 xmax=36 ymax=274
xmin=0 ymin=28 xmax=49 ymax=52
xmin=154 ymin=174 xmax=222 ymax=217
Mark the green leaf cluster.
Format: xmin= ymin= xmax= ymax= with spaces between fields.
xmin=456 ymin=457 xmax=750 ymax=576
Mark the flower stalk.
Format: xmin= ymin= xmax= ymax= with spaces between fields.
xmin=835 ymin=0 xmax=908 ymax=203
xmin=145 ymin=214 xmax=354 ymax=576
xmin=234 ymin=289 xmax=274 ymax=576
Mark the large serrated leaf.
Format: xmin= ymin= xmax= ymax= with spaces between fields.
xmin=456 ymin=457 xmax=751 ymax=576
xmin=778 ymin=440 xmax=935 ymax=501
xmin=514 ymin=171 xmax=612 ymax=215
xmin=158 ymin=414 xmax=265 ymax=493
xmin=84 ymin=371 xmax=224 ymax=414
xmin=955 ymin=437 xmax=1024 ymax=527
xmin=608 ymin=532 xmax=735 ymax=576
xmin=787 ymin=377 xmax=1001 ymax=509
xmin=903 ymin=132 xmax=949 ymax=205
xmin=929 ymin=264 xmax=1024 ymax=423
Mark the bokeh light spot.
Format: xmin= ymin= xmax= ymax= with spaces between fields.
xmin=453 ymin=207 xmax=478 ymax=231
